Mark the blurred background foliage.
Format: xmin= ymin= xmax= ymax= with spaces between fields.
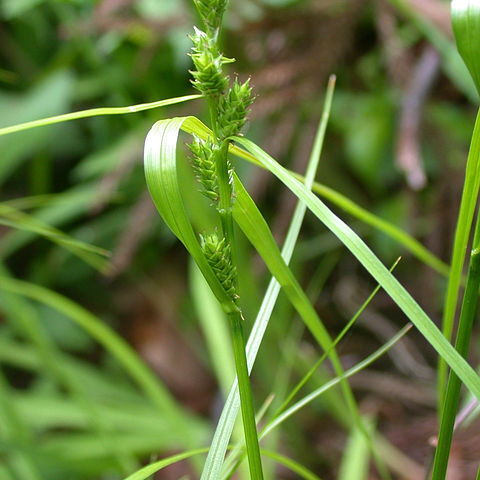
xmin=1 ymin=0 xmax=479 ymax=479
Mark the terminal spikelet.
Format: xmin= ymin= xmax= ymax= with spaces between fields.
xmin=193 ymin=0 xmax=228 ymax=33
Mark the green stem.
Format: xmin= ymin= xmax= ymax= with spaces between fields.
xmin=438 ymin=108 xmax=480 ymax=406
xmin=229 ymin=311 xmax=264 ymax=480
xmin=207 ymin=74 xmax=263 ymax=480
xmin=431 ymin=214 xmax=480 ymax=479
xmin=207 ymin=97 xmax=235 ymax=252
xmin=215 ymin=140 xmax=236 ymax=251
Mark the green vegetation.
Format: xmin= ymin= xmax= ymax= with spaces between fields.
xmin=1 ymin=0 xmax=480 ymax=479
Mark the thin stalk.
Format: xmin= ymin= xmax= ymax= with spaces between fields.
xmin=438 ymin=109 xmax=480 ymax=406
xmin=273 ymin=266 xmax=391 ymax=419
xmin=215 ymin=140 xmax=236 ymax=252
xmin=431 ymin=212 xmax=480 ymax=479
xmin=207 ymin=67 xmax=263 ymax=480
xmin=229 ymin=311 xmax=264 ymax=479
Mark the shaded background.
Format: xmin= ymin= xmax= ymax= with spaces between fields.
xmin=0 ymin=0 xmax=479 ymax=478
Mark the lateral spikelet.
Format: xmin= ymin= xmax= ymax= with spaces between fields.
xmin=189 ymin=137 xmax=219 ymax=202
xmin=217 ymin=79 xmax=254 ymax=140
xmin=201 ymin=232 xmax=237 ymax=302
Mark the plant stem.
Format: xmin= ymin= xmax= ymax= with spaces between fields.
xmin=215 ymin=140 xmax=236 ymax=252
xmin=229 ymin=311 xmax=264 ymax=480
xmin=438 ymin=109 xmax=480 ymax=406
xmin=208 ymin=87 xmax=264 ymax=480
xmin=431 ymin=213 xmax=480 ymax=479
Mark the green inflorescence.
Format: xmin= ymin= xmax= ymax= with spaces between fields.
xmin=217 ymin=79 xmax=254 ymax=140
xmin=189 ymin=0 xmax=253 ymax=301
xmin=193 ymin=0 xmax=228 ymax=34
xmin=189 ymin=137 xmax=220 ymax=202
xmin=200 ymin=232 xmax=238 ymax=302
xmin=189 ymin=27 xmax=230 ymax=97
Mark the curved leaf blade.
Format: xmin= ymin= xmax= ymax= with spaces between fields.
xmin=452 ymin=0 xmax=480 ymax=95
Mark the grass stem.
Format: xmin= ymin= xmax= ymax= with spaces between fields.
xmin=432 ymin=212 xmax=480 ymax=479
xmin=229 ymin=311 xmax=264 ymax=479
xmin=438 ymin=108 xmax=480 ymax=405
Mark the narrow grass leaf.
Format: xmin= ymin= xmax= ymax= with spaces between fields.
xmin=0 ymin=203 xmax=109 ymax=271
xmin=338 ymin=422 xmax=372 ymax=480
xmin=0 ymin=95 xmax=202 ymax=137
xmin=261 ymin=325 xmax=413 ymax=438
xmin=439 ymin=109 xmax=480 ymax=402
xmin=432 ymin=220 xmax=480 ymax=476
xmin=307 ymin=182 xmax=449 ymax=276
xmin=260 ymin=450 xmax=322 ymax=480
xmin=122 ymin=449 xmax=208 ymax=480
xmin=0 ymin=184 xmax=98 ymax=258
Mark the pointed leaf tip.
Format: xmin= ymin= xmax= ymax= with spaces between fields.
xmin=452 ymin=0 xmax=480 ymax=96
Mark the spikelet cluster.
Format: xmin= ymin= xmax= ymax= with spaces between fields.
xmin=201 ymin=232 xmax=237 ymax=302
xmin=191 ymin=0 xmax=254 ymax=303
xmin=189 ymin=137 xmax=219 ymax=202
xmin=193 ymin=0 xmax=228 ymax=33
xmin=217 ymin=79 xmax=254 ymax=140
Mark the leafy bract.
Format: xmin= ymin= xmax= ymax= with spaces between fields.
xmin=0 ymin=95 xmax=202 ymax=137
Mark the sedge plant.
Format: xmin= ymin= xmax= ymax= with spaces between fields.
xmin=184 ymin=0 xmax=263 ymax=478
xmin=3 ymin=1 xmax=480 ymax=478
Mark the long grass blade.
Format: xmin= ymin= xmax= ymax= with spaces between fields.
xmin=432 ymin=218 xmax=480 ymax=477
xmin=438 ymin=109 xmax=480 ymax=405
xmin=0 ymin=203 xmax=109 ymax=271
xmin=261 ymin=325 xmax=412 ymax=438
xmin=338 ymin=421 xmax=372 ymax=480
xmin=260 ymin=450 xmax=321 ymax=480
xmin=123 ymin=449 xmax=208 ymax=480
xmin=0 ymin=95 xmax=202 ymax=137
